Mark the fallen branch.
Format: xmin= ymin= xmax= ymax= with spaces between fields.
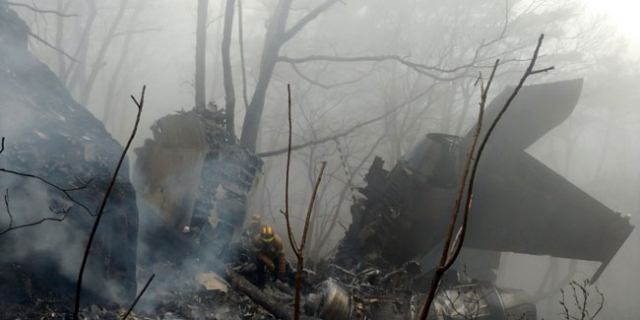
xmin=74 ymin=86 xmax=146 ymax=319
xmin=121 ymin=274 xmax=155 ymax=320
xmin=212 ymin=259 xmax=294 ymax=320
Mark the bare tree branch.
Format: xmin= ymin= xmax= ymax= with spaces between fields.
xmin=256 ymin=85 xmax=433 ymax=157
xmin=237 ymin=0 xmax=249 ymax=108
xmin=74 ymin=85 xmax=146 ymax=319
xmin=419 ymin=34 xmax=553 ymax=319
xmin=446 ymin=34 xmax=554 ymax=268
xmin=278 ymin=54 xmax=476 ymax=81
xmin=121 ymin=274 xmax=155 ymax=320
xmin=289 ymin=62 xmax=373 ymax=89
xmin=7 ymin=1 xmax=79 ymax=17
xmin=221 ymin=0 xmax=236 ymax=134
xmin=283 ymin=84 xmax=299 ymax=253
xmin=0 ymin=188 xmax=78 ymax=236
xmin=281 ymin=0 xmax=342 ymax=43
xmin=0 ymin=167 xmax=94 ymax=216
xmin=418 ymin=59 xmax=497 ymax=319
xmin=1 ymin=190 xmax=13 ymax=234
xmin=26 ymin=30 xmax=79 ymax=62
xmin=282 ymin=84 xmax=327 ymax=320
xmin=558 ymin=279 xmax=604 ymax=320
xmin=0 ymin=136 xmax=95 ymax=236
xmin=113 ymin=27 xmax=163 ymax=38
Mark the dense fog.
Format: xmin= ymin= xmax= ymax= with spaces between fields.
xmin=1 ymin=0 xmax=639 ymax=319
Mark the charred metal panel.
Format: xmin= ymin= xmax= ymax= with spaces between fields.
xmin=134 ymin=114 xmax=209 ymax=230
xmin=134 ymin=107 xmax=262 ymax=259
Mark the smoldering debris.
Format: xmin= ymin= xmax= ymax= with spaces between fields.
xmin=133 ymin=105 xmax=263 ymax=265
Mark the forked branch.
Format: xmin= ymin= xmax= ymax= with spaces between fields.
xmin=282 ymin=84 xmax=327 ymax=320
xmin=74 ymin=86 xmax=146 ymax=319
xmin=419 ymin=34 xmax=554 ymax=319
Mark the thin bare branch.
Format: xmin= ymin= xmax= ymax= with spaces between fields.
xmin=74 ymin=85 xmax=146 ymax=319
xmin=293 ymin=161 xmax=325 ymax=320
xmin=282 ymin=84 xmax=327 ymax=320
xmin=237 ymin=0 xmax=249 ymax=108
xmin=592 ymin=286 xmax=604 ymax=319
xmin=281 ymin=0 xmax=342 ymax=43
xmin=300 ymin=162 xmax=327 ymax=251
xmin=278 ymin=54 xmax=473 ymax=81
xmin=257 ymin=86 xmax=433 ymax=157
xmin=0 ymin=168 xmax=93 ymax=216
xmin=1 ymin=190 xmax=13 ymax=234
xmin=529 ymin=66 xmax=555 ymax=75
xmin=289 ymin=62 xmax=373 ymax=89
xmin=26 ymin=30 xmax=79 ymax=62
xmin=448 ymin=34 xmax=551 ymax=266
xmin=7 ymin=2 xmax=79 ymax=17
xmin=418 ymin=59 xmax=498 ymax=319
xmin=121 ymin=274 xmax=155 ymax=320
xmin=0 ymin=189 xmax=70 ymax=236
xmin=420 ymin=34 xmax=553 ymax=319
xmin=113 ymin=27 xmax=163 ymax=38
xmin=284 ymin=84 xmax=299 ymax=253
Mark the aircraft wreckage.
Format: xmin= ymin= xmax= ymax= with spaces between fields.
xmin=134 ymin=79 xmax=633 ymax=319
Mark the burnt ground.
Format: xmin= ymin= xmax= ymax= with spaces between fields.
xmin=0 ymin=259 xmax=290 ymax=320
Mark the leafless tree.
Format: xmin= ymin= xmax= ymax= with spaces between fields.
xmin=239 ymin=0 xmax=343 ymax=152
xmin=221 ymin=0 xmax=236 ymax=134
xmin=559 ymin=279 xmax=605 ymax=320
xmin=195 ymin=0 xmax=209 ymax=110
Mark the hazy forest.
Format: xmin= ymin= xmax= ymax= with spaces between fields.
xmin=0 ymin=0 xmax=639 ymax=319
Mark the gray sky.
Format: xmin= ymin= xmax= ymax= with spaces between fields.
xmin=586 ymin=0 xmax=640 ymax=55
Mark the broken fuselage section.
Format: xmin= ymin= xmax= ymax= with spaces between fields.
xmin=133 ymin=106 xmax=263 ymax=262
xmin=321 ymin=79 xmax=633 ymax=319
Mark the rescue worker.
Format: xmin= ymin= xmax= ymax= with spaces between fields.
xmin=248 ymin=214 xmax=263 ymax=236
xmin=238 ymin=214 xmax=265 ymax=250
xmin=229 ymin=214 xmax=265 ymax=279
xmin=253 ymin=226 xmax=287 ymax=287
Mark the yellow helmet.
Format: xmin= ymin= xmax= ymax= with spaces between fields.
xmin=251 ymin=214 xmax=261 ymax=224
xmin=261 ymin=226 xmax=275 ymax=243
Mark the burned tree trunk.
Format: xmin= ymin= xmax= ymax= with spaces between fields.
xmin=221 ymin=0 xmax=236 ymax=135
xmin=195 ymin=0 xmax=208 ymax=110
